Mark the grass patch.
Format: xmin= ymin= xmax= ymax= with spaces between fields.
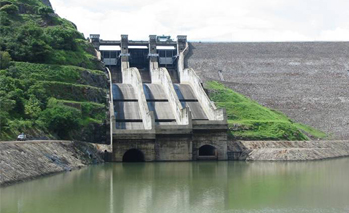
xmin=10 ymin=62 xmax=106 ymax=87
xmin=40 ymin=81 xmax=106 ymax=103
xmin=205 ymin=81 xmax=326 ymax=140
xmin=294 ymin=123 xmax=327 ymax=139
xmin=57 ymin=99 xmax=106 ymax=123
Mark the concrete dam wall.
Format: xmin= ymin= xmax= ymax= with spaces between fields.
xmin=186 ymin=42 xmax=349 ymax=139
xmin=95 ymin=35 xmax=228 ymax=161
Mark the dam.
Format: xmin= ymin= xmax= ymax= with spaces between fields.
xmin=90 ymin=34 xmax=228 ymax=162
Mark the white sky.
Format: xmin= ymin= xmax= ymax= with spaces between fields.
xmin=50 ymin=0 xmax=349 ymax=42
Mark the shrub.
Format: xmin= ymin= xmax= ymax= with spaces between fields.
xmin=0 ymin=4 xmax=19 ymax=14
xmin=37 ymin=6 xmax=54 ymax=15
xmin=45 ymin=27 xmax=81 ymax=50
xmin=39 ymin=99 xmax=81 ymax=139
xmin=24 ymin=95 xmax=42 ymax=119
xmin=0 ymin=90 xmax=16 ymax=130
xmin=8 ymin=22 xmax=52 ymax=62
xmin=0 ymin=12 xmax=11 ymax=26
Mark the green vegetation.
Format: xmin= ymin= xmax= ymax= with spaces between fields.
xmin=0 ymin=0 xmax=107 ymax=141
xmin=294 ymin=123 xmax=327 ymax=139
xmin=0 ymin=51 xmax=12 ymax=69
xmin=0 ymin=62 xmax=107 ymax=140
xmin=0 ymin=0 xmax=100 ymax=69
xmin=205 ymin=81 xmax=327 ymax=140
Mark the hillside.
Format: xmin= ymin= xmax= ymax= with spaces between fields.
xmin=187 ymin=42 xmax=349 ymax=140
xmin=0 ymin=0 xmax=331 ymax=142
xmin=0 ymin=0 xmax=107 ymax=142
xmin=206 ymin=81 xmax=326 ymax=140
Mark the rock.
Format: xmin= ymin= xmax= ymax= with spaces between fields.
xmin=0 ymin=141 xmax=106 ymax=186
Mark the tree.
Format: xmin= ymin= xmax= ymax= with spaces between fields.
xmin=24 ymin=96 xmax=41 ymax=119
xmin=37 ymin=6 xmax=54 ymax=16
xmin=0 ymin=90 xmax=16 ymax=131
xmin=0 ymin=51 xmax=12 ymax=69
xmin=7 ymin=23 xmax=52 ymax=63
xmin=0 ymin=4 xmax=19 ymax=14
xmin=39 ymin=99 xmax=81 ymax=139
xmin=45 ymin=27 xmax=80 ymax=50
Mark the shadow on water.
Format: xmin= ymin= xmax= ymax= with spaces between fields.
xmin=1 ymin=159 xmax=349 ymax=213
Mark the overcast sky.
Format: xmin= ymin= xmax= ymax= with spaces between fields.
xmin=50 ymin=0 xmax=349 ymax=42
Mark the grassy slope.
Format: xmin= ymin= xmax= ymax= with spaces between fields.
xmin=0 ymin=0 xmax=107 ymax=141
xmin=0 ymin=62 xmax=107 ymax=141
xmin=205 ymin=81 xmax=326 ymax=140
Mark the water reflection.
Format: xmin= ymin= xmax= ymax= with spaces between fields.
xmin=1 ymin=159 xmax=349 ymax=213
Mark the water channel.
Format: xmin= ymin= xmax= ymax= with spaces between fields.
xmin=1 ymin=158 xmax=349 ymax=213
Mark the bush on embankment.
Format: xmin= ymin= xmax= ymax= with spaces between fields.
xmin=205 ymin=81 xmax=326 ymax=140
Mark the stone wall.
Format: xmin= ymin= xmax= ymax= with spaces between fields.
xmin=228 ymin=140 xmax=349 ymax=161
xmin=186 ymin=42 xmax=349 ymax=139
xmin=0 ymin=141 xmax=106 ymax=186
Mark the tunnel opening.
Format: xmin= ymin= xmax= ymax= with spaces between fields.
xmin=199 ymin=145 xmax=216 ymax=156
xmin=122 ymin=149 xmax=145 ymax=162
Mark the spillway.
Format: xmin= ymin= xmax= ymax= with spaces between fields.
xmin=174 ymin=84 xmax=208 ymax=120
xmin=99 ymin=34 xmax=228 ymax=162
xmin=143 ymin=84 xmax=176 ymax=125
xmin=113 ymin=84 xmax=144 ymax=130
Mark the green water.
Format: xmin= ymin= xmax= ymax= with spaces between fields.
xmin=1 ymin=158 xmax=349 ymax=213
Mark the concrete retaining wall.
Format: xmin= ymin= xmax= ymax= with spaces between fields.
xmin=0 ymin=141 xmax=106 ymax=186
xmin=228 ymin=140 xmax=349 ymax=161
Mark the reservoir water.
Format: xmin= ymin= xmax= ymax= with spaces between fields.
xmin=1 ymin=158 xmax=349 ymax=213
